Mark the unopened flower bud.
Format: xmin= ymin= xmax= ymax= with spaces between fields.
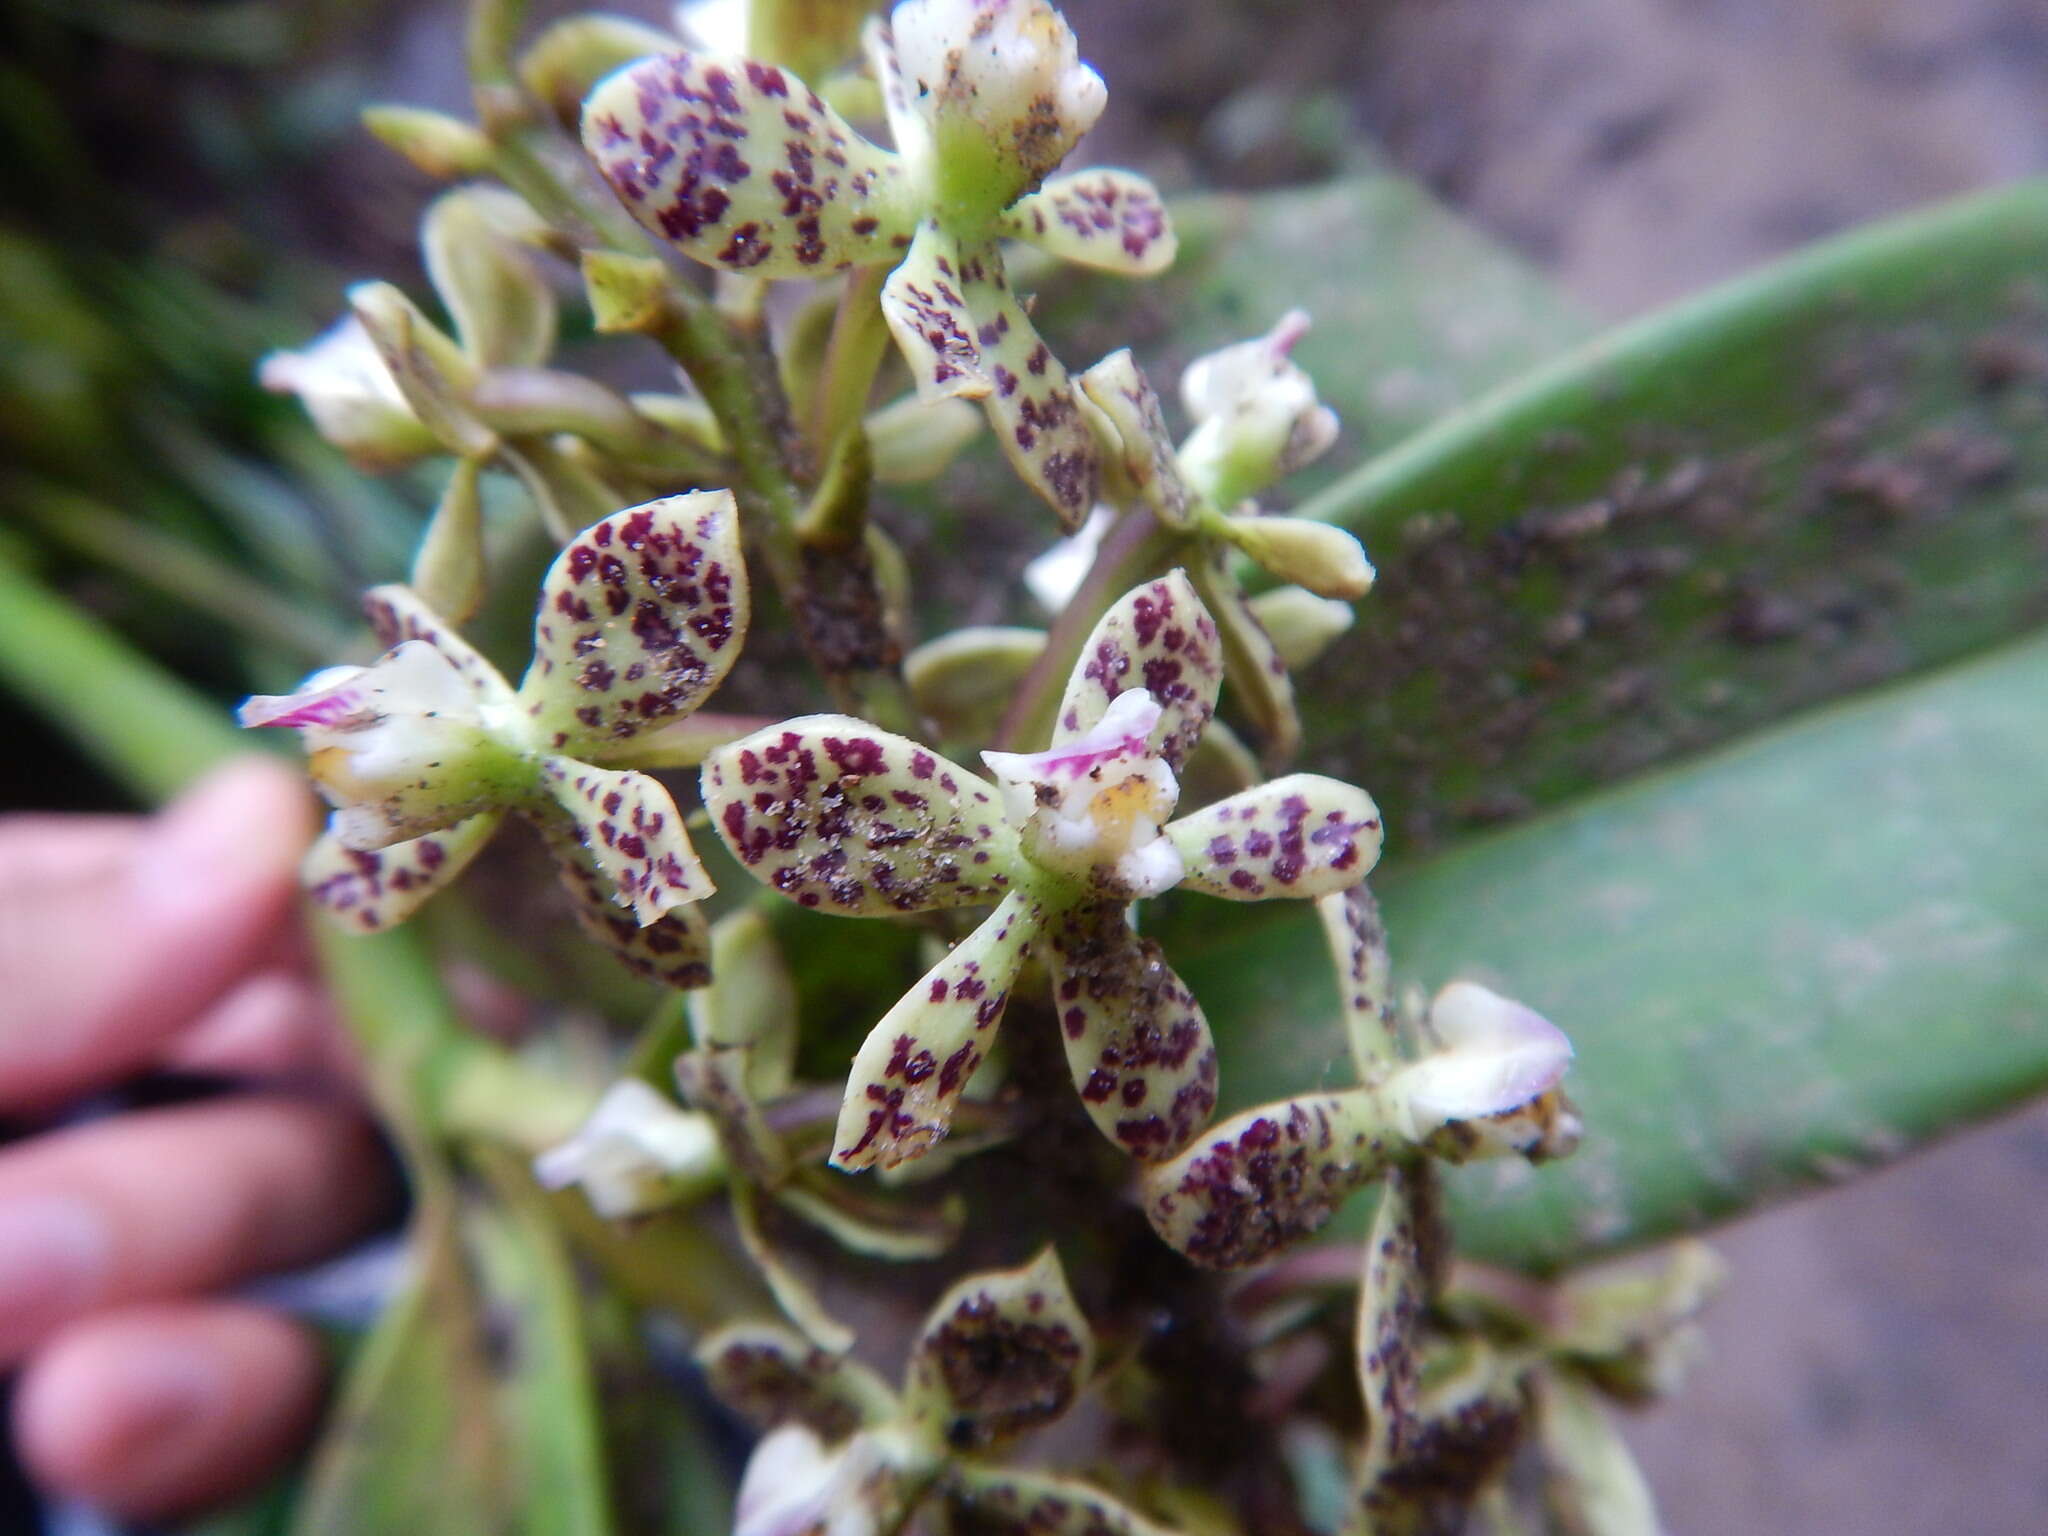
xmin=1248 ymin=585 xmax=1355 ymax=669
xmin=1178 ymin=309 xmax=1340 ymax=505
xmin=1220 ymin=514 xmax=1375 ymax=600
xmin=532 ymin=1079 xmax=724 ymax=1219
xmin=517 ymin=14 xmax=676 ymax=128
xmin=891 ymin=0 xmax=1107 ymax=215
xmin=258 ymin=315 xmax=437 ymax=472
xmin=360 ymin=105 xmax=496 ymax=180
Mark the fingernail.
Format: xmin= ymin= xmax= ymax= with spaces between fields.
xmin=0 ymin=1194 xmax=109 ymax=1360
xmin=128 ymin=759 xmax=306 ymax=917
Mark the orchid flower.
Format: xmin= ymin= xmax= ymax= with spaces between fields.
xmin=702 ymin=571 xmax=1384 ymax=1171
xmin=582 ymin=0 xmax=1177 ymax=527
xmin=1075 ymin=310 xmax=1372 ymax=760
xmin=1139 ymin=884 xmax=1580 ymax=1269
xmin=704 ymin=1249 xmax=1180 ymax=1536
xmin=241 ymin=492 xmax=747 ymax=987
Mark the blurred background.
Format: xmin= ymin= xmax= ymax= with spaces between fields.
xmin=2 ymin=0 xmax=2045 ymax=1529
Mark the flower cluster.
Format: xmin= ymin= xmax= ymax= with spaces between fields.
xmin=242 ymin=493 xmax=747 ymax=985
xmin=702 ymin=571 xmax=1385 ymax=1170
xmin=583 ymin=0 xmax=1176 ymax=526
xmin=703 ymin=1248 xmax=1175 ymax=1536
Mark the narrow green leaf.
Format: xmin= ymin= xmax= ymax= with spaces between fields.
xmin=1292 ymin=178 xmax=2048 ymax=850
xmin=1179 ymin=630 xmax=2048 ymax=1273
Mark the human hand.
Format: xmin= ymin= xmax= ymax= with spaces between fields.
xmin=0 ymin=758 xmax=396 ymax=1522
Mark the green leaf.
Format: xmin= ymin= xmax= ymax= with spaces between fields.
xmin=1289 ymin=177 xmax=2048 ymax=851
xmin=470 ymin=1147 xmax=619 ymax=1536
xmin=1177 ymin=630 xmax=2048 ymax=1274
xmin=291 ymin=1186 xmax=503 ymax=1536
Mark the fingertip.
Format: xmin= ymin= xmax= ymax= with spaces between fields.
xmin=14 ymin=1303 xmax=325 ymax=1522
xmin=128 ymin=755 xmax=317 ymax=921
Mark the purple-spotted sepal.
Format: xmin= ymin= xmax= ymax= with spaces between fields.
xmin=580 ymin=0 xmax=1174 ymax=527
xmin=244 ymin=494 xmax=748 ymax=985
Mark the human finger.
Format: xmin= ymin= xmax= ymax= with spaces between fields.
xmin=0 ymin=1095 xmax=393 ymax=1367
xmin=12 ymin=1301 xmax=325 ymax=1522
xmin=0 ymin=757 xmax=314 ymax=1111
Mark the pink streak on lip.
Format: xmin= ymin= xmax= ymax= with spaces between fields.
xmin=1019 ymin=730 xmax=1151 ymax=781
xmin=238 ymin=680 xmax=366 ymax=730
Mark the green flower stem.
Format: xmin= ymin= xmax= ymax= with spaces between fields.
xmin=17 ymin=485 xmax=353 ymax=664
xmin=994 ymin=506 xmax=1176 ymax=751
xmin=809 ymin=264 xmax=894 ymax=459
xmin=454 ymin=0 xmax=920 ymax=733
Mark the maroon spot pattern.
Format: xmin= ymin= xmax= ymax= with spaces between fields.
xmin=907 ymin=1259 xmax=1089 ymax=1450
xmin=1008 ymin=169 xmax=1174 ymax=271
xmin=1141 ymin=1091 xmax=1392 ymax=1269
xmin=1044 ymin=902 xmax=1217 ymax=1163
xmin=1168 ymin=774 xmax=1382 ymax=901
xmin=522 ymin=493 xmax=747 ymax=750
xmin=833 ymin=891 xmax=1041 ymax=1169
xmin=702 ymin=718 xmax=1016 ymax=918
xmin=1053 ymin=570 xmax=1222 ymax=772
xmin=302 ymin=815 xmax=500 ymax=933
xmin=583 ymin=52 xmax=912 ymax=279
xmin=535 ymin=806 xmax=712 ymax=989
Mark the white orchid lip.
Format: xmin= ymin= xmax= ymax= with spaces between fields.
xmin=533 ymin=1079 xmax=723 ymax=1220
xmin=983 ymin=689 xmax=1184 ymax=897
xmin=1393 ymin=982 xmax=1574 ymax=1138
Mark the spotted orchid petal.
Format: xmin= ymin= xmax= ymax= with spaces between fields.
xmin=1164 ymin=773 xmax=1383 ymax=902
xmin=1076 ymin=350 xmax=1195 ymax=529
xmin=1001 ymin=168 xmax=1175 ymax=276
xmin=945 ymin=1465 xmax=1180 ymax=1536
xmin=1137 ymin=1088 xmax=1399 ymax=1268
xmin=1186 ymin=546 xmax=1300 ymax=762
xmin=983 ymin=690 xmax=1184 ymax=900
xmin=1044 ymin=901 xmax=1217 ymax=1162
xmin=881 ymin=219 xmax=985 ymax=401
xmin=517 ymin=491 xmax=749 ymax=755
xmin=1051 ymin=569 xmax=1222 ymax=773
xmin=301 ymin=815 xmax=502 ymax=933
xmin=1177 ymin=309 xmax=1340 ymax=507
xmin=257 ymin=314 xmax=437 ymax=472
xmin=534 ymin=800 xmax=714 ymax=988
xmin=1357 ymin=1335 xmax=1528 ymax=1529
xmin=956 ymin=240 xmax=1099 ymax=527
xmin=532 ymin=1078 xmax=724 ymax=1219
xmin=832 ymin=890 xmax=1044 ymax=1171
xmin=902 ymin=1247 xmax=1094 ymax=1449
xmin=698 ymin=1321 xmax=899 ymax=1440
xmin=239 ymin=642 xmax=521 ymax=851
xmin=582 ymin=51 xmax=919 ymax=278
xmin=540 ymin=757 xmax=709 ymax=923
xmin=887 ymin=0 xmax=1106 ymax=215
xmin=1356 ymin=1166 xmax=1442 ymax=1484
xmin=1393 ymin=983 xmax=1580 ymax=1162
xmin=1318 ymin=883 xmax=1400 ymax=1076
xmin=702 ymin=717 xmax=1020 ymax=915
xmin=861 ymin=15 xmax=930 ymax=177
